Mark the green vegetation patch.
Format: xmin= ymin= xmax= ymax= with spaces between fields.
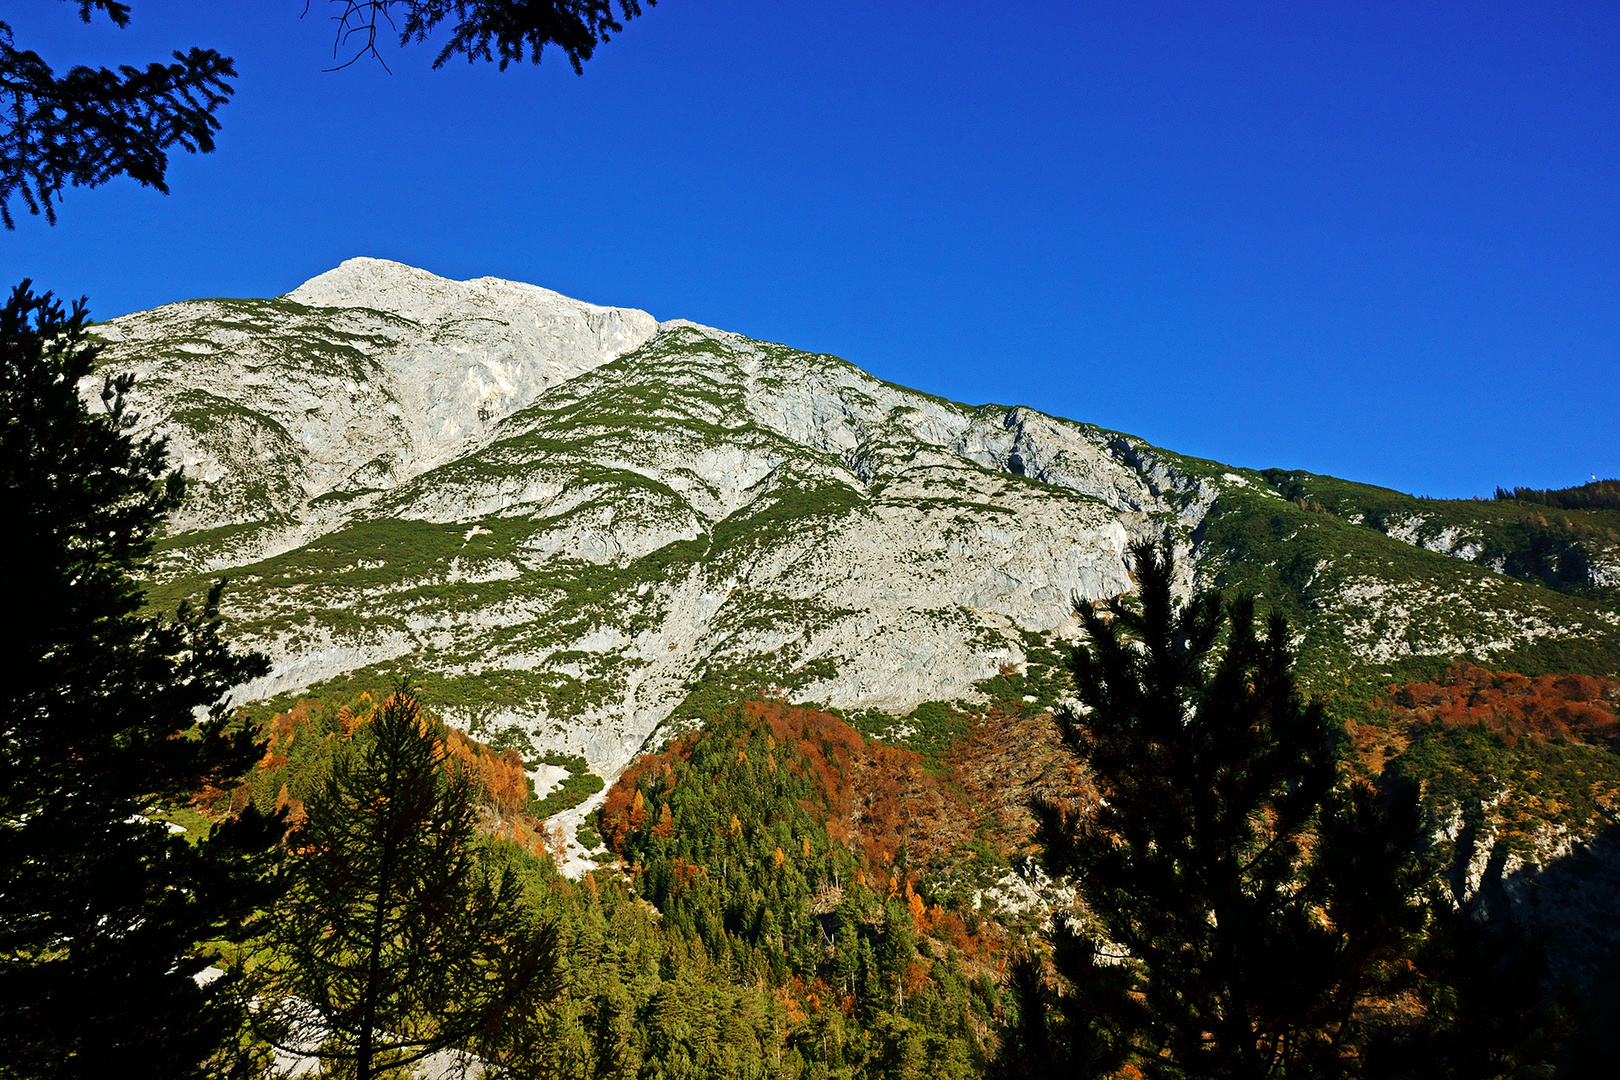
xmin=1261 ymin=467 xmax=1620 ymax=596
xmin=530 ymin=752 xmax=606 ymax=818
xmin=849 ymin=701 xmax=970 ymax=773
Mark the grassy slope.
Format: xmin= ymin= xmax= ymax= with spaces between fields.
xmin=1196 ymin=489 xmax=1620 ymax=690
xmin=1259 ymin=468 xmax=1620 ymax=596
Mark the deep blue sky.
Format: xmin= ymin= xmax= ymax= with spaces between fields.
xmin=3 ymin=1 xmax=1616 ymax=498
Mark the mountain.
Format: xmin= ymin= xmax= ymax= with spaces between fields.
xmin=98 ymin=259 xmax=1620 ymax=815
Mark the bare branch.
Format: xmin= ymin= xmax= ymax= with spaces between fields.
xmin=325 ymin=0 xmax=654 ymax=75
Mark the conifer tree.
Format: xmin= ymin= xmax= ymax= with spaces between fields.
xmin=252 ymin=685 xmax=561 ymax=1080
xmin=1002 ymin=540 xmax=1429 ymax=1079
xmin=0 ymin=282 xmax=283 ymax=1079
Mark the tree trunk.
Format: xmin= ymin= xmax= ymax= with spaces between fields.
xmin=357 ymin=800 xmax=401 ymax=1080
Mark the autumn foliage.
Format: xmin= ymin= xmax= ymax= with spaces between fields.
xmin=201 ymin=690 xmax=551 ymax=854
xmin=603 ymin=699 xmax=970 ymax=874
xmin=1386 ymin=661 xmax=1618 ymax=750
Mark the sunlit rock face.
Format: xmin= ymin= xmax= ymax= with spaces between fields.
xmin=95 ymin=258 xmax=1620 ymax=785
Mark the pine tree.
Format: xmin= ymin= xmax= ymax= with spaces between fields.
xmin=878 ymin=900 xmax=914 ymax=1013
xmin=1001 ymin=539 xmax=1429 ymax=1079
xmin=252 ymin=685 xmax=561 ymax=1080
xmin=990 ymin=949 xmax=1129 ymax=1080
xmin=0 ymin=282 xmax=283 ymax=1079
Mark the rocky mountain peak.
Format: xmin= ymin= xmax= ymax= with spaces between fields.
xmin=284 ymin=256 xmax=660 ymax=353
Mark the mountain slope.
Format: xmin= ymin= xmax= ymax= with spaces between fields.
xmin=98 ymin=259 xmax=1620 ymax=789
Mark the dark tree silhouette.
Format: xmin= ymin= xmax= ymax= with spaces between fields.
xmin=252 ymin=686 xmax=561 ymax=1080
xmin=998 ymin=540 xmax=1430 ymax=1080
xmin=0 ymin=281 xmax=284 ymax=1080
xmin=0 ymin=2 xmax=234 ymax=227
xmin=329 ymin=0 xmax=657 ymax=73
xmin=1493 ymin=479 xmax=1620 ymax=512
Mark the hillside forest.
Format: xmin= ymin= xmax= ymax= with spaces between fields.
xmin=185 ymin=627 xmax=1620 ymax=1078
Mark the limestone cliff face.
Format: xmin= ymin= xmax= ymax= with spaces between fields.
xmin=99 ymin=259 xmax=1620 ymax=784
xmin=95 ymin=259 xmax=659 ymax=540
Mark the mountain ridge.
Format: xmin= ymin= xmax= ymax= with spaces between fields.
xmin=94 ymin=260 xmax=1620 ymax=811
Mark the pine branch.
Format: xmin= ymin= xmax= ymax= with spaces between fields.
xmin=0 ymin=23 xmax=234 ymax=227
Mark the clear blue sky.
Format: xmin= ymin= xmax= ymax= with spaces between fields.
xmin=3 ymin=1 xmax=1616 ymax=498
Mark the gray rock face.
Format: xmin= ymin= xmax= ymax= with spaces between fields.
xmin=97 ymin=259 xmax=658 ymax=542
xmin=98 ymin=259 xmax=1212 ymax=779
